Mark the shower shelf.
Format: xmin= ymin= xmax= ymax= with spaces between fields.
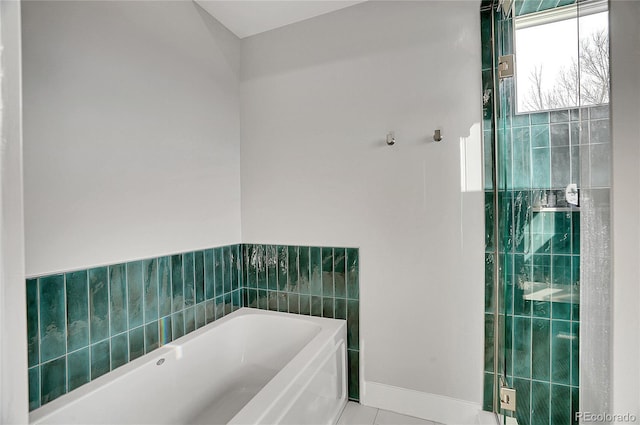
xmin=522 ymin=281 xmax=579 ymax=304
xmin=531 ymin=206 xmax=580 ymax=213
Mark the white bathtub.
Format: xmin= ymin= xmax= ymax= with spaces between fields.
xmin=30 ymin=308 xmax=348 ymax=425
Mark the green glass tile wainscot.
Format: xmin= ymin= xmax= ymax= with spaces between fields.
xmin=27 ymin=243 xmax=357 ymax=409
xmin=242 ymin=244 xmax=360 ymax=401
xmin=26 ymin=244 xmax=243 ymax=410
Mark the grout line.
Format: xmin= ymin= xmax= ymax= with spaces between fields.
xmin=169 ymin=257 xmax=174 ymax=324
xmin=142 ymin=261 xmax=148 ymax=354
xmin=63 ymin=273 xmax=69 ymax=394
xmin=213 ymin=251 xmax=217 ymax=312
xmin=124 ymin=264 xmax=129 ymax=362
xmin=529 ymin=312 xmax=533 ymax=425
xmin=140 ymin=261 xmax=145 ymax=332
xmin=266 ymin=246 xmax=270 ymax=298
xmin=86 ymin=270 xmax=92 ymax=386
xmin=36 ymin=278 xmax=42 ymax=407
xmin=107 ymin=267 xmax=112 ymax=373
xmin=222 ymin=248 xmax=226 ymax=302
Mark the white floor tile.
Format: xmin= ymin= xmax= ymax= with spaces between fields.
xmin=374 ymin=409 xmax=438 ymax=425
xmin=337 ymin=401 xmax=379 ymax=425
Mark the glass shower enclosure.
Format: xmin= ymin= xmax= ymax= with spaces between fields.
xmin=481 ymin=0 xmax=611 ymax=424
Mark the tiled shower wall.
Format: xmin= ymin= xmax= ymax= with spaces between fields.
xmin=26 ymin=244 xmax=359 ymax=410
xmin=483 ymin=202 xmax=581 ymax=425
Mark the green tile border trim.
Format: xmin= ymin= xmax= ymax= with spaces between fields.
xmin=26 ymin=243 xmax=360 ymax=410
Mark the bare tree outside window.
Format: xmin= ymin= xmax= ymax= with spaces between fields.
xmin=523 ymin=30 xmax=609 ymax=111
xmin=515 ymin=8 xmax=609 ymax=113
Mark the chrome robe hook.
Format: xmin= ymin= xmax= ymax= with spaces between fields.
xmin=386 ymin=132 xmax=396 ymax=146
xmin=433 ymin=129 xmax=443 ymax=142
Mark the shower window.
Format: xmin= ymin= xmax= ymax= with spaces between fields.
xmin=514 ymin=0 xmax=609 ymax=113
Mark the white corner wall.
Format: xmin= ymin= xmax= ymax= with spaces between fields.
xmin=611 ymin=0 xmax=640 ymax=418
xmin=240 ymin=1 xmax=484 ymax=421
xmin=1 ymin=0 xmax=28 ymax=421
xmin=22 ymin=1 xmax=242 ymax=277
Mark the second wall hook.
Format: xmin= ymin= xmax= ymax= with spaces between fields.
xmin=433 ymin=129 xmax=443 ymax=142
xmin=386 ymin=132 xmax=396 ymax=146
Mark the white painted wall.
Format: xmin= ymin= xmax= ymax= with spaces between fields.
xmin=240 ymin=1 xmax=485 ymax=420
xmin=22 ymin=1 xmax=242 ymax=277
xmin=611 ymin=0 xmax=640 ymax=419
xmin=0 ymin=0 xmax=28 ymax=421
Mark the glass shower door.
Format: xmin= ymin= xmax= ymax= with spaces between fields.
xmin=483 ymin=0 xmax=610 ymax=423
xmin=485 ymin=3 xmax=520 ymax=420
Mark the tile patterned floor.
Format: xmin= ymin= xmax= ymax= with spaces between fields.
xmin=337 ymin=401 xmax=444 ymax=425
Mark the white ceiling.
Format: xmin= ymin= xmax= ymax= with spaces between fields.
xmin=194 ymin=1 xmax=367 ymax=39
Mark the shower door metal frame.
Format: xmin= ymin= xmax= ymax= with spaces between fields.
xmin=488 ymin=0 xmax=508 ymax=417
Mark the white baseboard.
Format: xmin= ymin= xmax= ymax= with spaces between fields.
xmin=475 ymin=410 xmax=499 ymax=425
xmin=361 ymin=381 xmax=484 ymax=425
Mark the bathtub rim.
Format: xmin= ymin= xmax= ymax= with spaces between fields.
xmin=29 ymin=307 xmax=346 ymax=424
xmin=228 ymin=310 xmax=347 ymax=424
